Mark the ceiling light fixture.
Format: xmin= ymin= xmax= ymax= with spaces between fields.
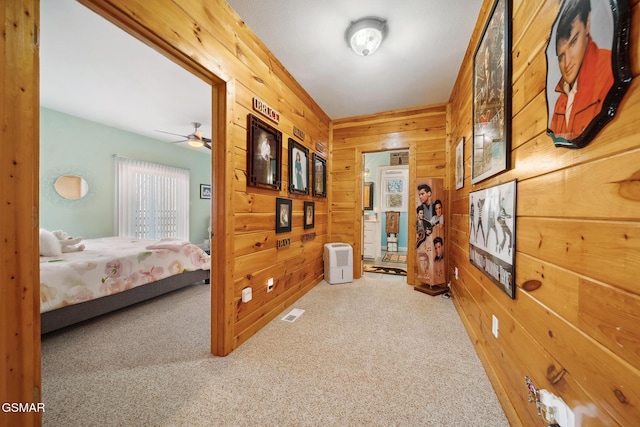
xmin=345 ymin=17 xmax=388 ymax=57
xmin=188 ymin=129 xmax=204 ymax=147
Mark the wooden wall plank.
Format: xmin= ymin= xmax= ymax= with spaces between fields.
xmin=448 ymin=0 xmax=640 ymax=424
xmin=330 ymin=105 xmax=447 ymax=283
xmin=78 ymin=0 xmax=331 ymax=359
xmin=1 ymin=1 xmax=42 ymax=425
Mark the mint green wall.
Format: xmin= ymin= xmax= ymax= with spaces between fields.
xmin=40 ymin=108 xmax=211 ymax=243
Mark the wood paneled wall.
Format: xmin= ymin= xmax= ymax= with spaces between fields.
xmin=1 ymin=2 xmax=41 ymax=426
xmin=2 ymin=1 xmax=330 ymax=424
xmin=80 ymin=0 xmax=331 ymax=353
xmin=448 ymin=0 xmax=640 ymax=425
xmin=330 ymin=105 xmax=448 ymax=283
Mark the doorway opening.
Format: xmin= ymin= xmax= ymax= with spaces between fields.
xmin=362 ymin=150 xmax=409 ymax=278
xmin=39 ymin=0 xmax=227 ymax=353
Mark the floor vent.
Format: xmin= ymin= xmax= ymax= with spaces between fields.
xmin=282 ymin=308 xmax=305 ymax=322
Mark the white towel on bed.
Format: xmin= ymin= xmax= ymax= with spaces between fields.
xmin=145 ymin=238 xmax=190 ymax=251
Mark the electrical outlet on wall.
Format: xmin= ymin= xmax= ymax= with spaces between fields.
xmin=492 ymin=315 xmax=499 ymax=338
xmin=267 ymin=278 xmax=274 ymax=293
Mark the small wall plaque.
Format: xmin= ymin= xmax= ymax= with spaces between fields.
xmin=293 ymin=126 xmax=305 ymax=141
xmin=316 ymin=142 xmax=326 ymax=154
xmin=390 ymin=152 xmax=409 ymax=166
xmin=301 ymin=232 xmax=316 ymax=242
xmin=277 ymin=238 xmax=291 ymax=249
xmin=253 ymin=97 xmax=280 ymax=124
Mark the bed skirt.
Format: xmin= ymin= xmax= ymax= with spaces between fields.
xmin=41 ymin=269 xmax=209 ymax=334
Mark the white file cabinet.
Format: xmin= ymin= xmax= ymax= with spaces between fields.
xmin=363 ymin=220 xmax=381 ymax=260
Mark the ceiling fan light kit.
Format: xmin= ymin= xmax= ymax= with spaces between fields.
xmin=155 ymin=121 xmax=211 ymax=149
xmin=345 ymin=17 xmax=388 ymax=57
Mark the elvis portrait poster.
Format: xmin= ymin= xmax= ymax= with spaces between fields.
xmin=469 ymin=180 xmax=516 ymax=299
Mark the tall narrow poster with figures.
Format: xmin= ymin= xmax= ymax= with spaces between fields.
xmin=413 ymin=178 xmax=448 ymax=296
xmin=469 ymin=180 xmax=516 ymax=299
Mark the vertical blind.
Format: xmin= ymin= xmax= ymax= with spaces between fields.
xmin=115 ymin=156 xmax=190 ymax=240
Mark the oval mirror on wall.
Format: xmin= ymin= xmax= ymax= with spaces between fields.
xmin=54 ymin=174 xmax=89 ymax=200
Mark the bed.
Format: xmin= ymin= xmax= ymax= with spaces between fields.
xmin=40 ymin=236 xmax=211 ymax=334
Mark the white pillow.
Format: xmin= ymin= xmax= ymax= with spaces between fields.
xmin=39 ymin=228 xmax=62 ymax=257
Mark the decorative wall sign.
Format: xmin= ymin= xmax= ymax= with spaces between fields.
xmin=247 ymin=114 xmax=282 ymax=191
xmin=455 ymin=137 xmax=464 ymax=190
xmin=301 ymin=232 xmax=316 ymax=242
xmin=304 ymin=201 xmax=315 ymax=229
xmin=545 ymin=0 xmax=631 ymax=148
xmin=277 ymin=238 xmax=291 ymax=248
xmin=469 ymin=180 xmax=516 ymax=299
xmin=414 ymin=178 xmax=447 ymax=296
xmin=252 ymin=97 xmax=280 ymax=124
xmin=288 ymin=139 xmax=309 ymax=195
xmin=276 ymin=197 xmax=292 ymax=233
xmin=312 ymin=153 xmax=326 ymax=198
xmin=390 ymin=151 xmax=409 ymax=166
xmin=315 ymin=142 xmax=326 ymax=154
xmin=472 ymin=0 xmax=511 ymax=184
xmin=293 ymin=125 xmax=305 ymax=141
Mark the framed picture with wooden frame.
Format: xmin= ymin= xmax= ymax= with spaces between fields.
xmin=472 ymin=0 xmax=511 ymax=184
xmin=200 ymin=184 xmax=211 ymax=199
xmin=276 ymin=197 xmax=292 ymax=233
xmin=304 ymin=201 xmax=315 ymax=229
xmin=363 ymin=182 xmax=374 ymax=210
xmin=312 ymin=153 xmax=326 ymax=198
xmin=544 ymin=0 xmax=631 ymax=149
xmin=247 ymin=114 xmax=282 ymax=191
xmin=288 ymin=138 xmax=309 ymax=195
xmin=455 ymin=138 xmax=464 ymax=190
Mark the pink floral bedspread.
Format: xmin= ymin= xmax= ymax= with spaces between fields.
xmin=40 ymin=236 xmax=210 ymax=313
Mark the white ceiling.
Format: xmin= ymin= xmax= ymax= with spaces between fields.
xmin=40 ymin=0 xmax=483 ymax=144
xmin=226 ymin=0 xmax=484 ymax=119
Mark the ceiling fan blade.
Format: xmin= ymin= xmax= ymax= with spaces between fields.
xmin=202 ymin=137 xmax=212 ymax=143
xmin=155 ymin=130 xmax=190 ymax=138
xmin=170 ymin=139 xmax=188 ymax=144
xmin=203 ymin=141 xmax=212 ymax=150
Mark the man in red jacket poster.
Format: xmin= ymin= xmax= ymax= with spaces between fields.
xmin=548 ymin=0 xmax=614 ymax=142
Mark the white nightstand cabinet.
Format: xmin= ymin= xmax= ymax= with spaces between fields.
xmin=363 ymin=220 xmax=381 ymax=260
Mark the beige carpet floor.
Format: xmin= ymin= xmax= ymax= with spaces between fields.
xmin=41 ymin=277 xmax=508 ymax=426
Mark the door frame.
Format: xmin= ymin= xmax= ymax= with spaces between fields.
xmin=78 ymin=0 xmax=233 ymax=356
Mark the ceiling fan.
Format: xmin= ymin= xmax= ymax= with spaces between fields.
xmin=156 ymin=122 xmax=211 ymax=149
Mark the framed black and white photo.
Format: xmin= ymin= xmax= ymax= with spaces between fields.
xmin=469 ymin=180 xmax=516 ymax=299
xmin=312 ymin=153 xmax=326 ymax=198
xmin=288 ymin=138 xmax=309 ymax=195
xmin=276 ymin=198 xmax=292 ymax=233
xmin=200 ymin=184 xmax=211 ymax=199
xmin=304 ymin=201 xmax=315 ymax=229
xmin=455 ymin=137 xmax=464 ymax=190
xmin=545 ymin=0 xmax=631 ymax=148
xmin=247 ymin=114 xmax=282 ymax=191
xmin=472 ymin=0 xmax=511 ymax=184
